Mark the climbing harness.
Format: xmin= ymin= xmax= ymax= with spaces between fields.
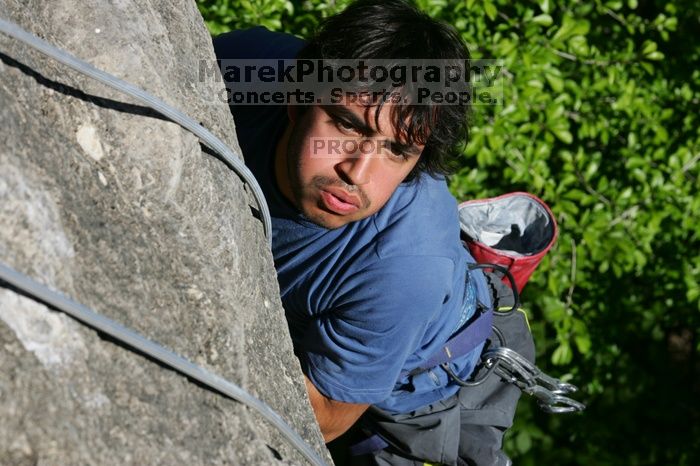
xmin=399 ymin=193 xmax=585 ymax=417
xmin=440 ymin=309 xmax=585 ymax=413
xmin=0 ymin=18 xmax=327 ymax=466
xmin=412 ymin=263 xmax=585 ymax=414
xmin=350 ymin=191 xmax=586 ymax=457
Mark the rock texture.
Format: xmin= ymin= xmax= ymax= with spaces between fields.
xmin=0 ymin=0 xmax=329 ymax=464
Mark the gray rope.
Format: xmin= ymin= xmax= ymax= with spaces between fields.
xmin=0 ymin=18 xmax=327 ymax=466
xmin=0 ymin=17 xmax=272 ymax=249
xmin=0 ymin=262 xmax=327 ymax=466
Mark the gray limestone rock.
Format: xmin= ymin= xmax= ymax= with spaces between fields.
xmin=0 ymin=0 xmax=330 ymax=464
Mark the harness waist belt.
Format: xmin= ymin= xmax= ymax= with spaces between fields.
xmin=403 ymin=308 xmax=492 ymax=378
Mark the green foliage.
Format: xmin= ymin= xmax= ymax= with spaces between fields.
xmin=197 ymin=0 xmax=352 ymax=37
xmin=197 ymin=0 xmax=700 ymax=463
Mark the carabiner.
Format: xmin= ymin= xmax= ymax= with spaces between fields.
xmin=525 ymin=385 xmax=586 ymax=414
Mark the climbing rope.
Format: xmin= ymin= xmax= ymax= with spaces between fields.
xmin=0 ymin=263 xmax=327 ymax=465
xmin=0 ymin=17 xmax=272 ymax=249
xmin=0 ymin=18 xmax=328 ymax=466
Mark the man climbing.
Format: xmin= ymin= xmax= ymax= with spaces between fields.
xmin=214 ymin=1 xmax=539 ymax=464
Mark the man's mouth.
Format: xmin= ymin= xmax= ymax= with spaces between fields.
xmin=319 ymin=187 xmax=362 ymax=215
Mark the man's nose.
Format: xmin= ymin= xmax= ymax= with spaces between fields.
xmin=336 ymin=146 xmax=373 ymax=186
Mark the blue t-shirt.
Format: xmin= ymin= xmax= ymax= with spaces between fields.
xmin=214 ymin=27 xmax=485 ymax=413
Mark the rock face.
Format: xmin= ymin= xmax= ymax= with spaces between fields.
xmin=0 ymin=0 xmax=329 ymax=464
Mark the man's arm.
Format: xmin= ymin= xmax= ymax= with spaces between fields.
xmin=299 ymin=257 xmax=454 ymax=442
xmin=304 ymin=376 xmax=369 ymax=443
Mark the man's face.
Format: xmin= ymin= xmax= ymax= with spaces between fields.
xmin=277 ymin=99 xmax=424 ymax=229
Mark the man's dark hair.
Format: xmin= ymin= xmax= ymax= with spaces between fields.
xmin=297 ymin=0 xmax=471 ymax=180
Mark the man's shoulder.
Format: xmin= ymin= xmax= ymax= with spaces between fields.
xmin=317 ymin=175 xmax=461 ymax=265
xmin=372 ymin=175 xmax=463 ymax=260
xmin=213 ymin=26 xmax=305 ymax=60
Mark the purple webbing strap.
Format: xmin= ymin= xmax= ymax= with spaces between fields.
xmin=349 ymin=434 xmax=390 ymax=456
xmin=402 ymin=266 xmax=494 ymax=378
xmin=416 ymin=308 xmax=493 ymax=373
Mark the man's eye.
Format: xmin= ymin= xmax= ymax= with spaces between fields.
xmin=389 ymin=144 xmax=408 ymax=160
xmin=335 ymin=120 xmax=357 ymax=132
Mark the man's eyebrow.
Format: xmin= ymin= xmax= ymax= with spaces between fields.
xmin=323 ymin=105 xmax=374 ymax=136
xmin=323 ymin=105 xmax=422 ymax=156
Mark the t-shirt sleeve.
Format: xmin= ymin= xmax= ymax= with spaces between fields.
xmin=301 ymin=255 xmax=455 ymax=404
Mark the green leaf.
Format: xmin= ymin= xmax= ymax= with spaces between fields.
xmin=642 ymin=40 xmax=657 ymax=55
xmin=526 ymin=79 xmax=545 ymax=89
xmin=569 ymin=35 xmax=589 ymax=56
xmin=645 ymin=51 xmax=665 ymax=61
xmin=532 ymin=14 xmax=553 ymax=26
xmin=516 ymin=431 xmax=533 ymax=453
xmin=585 ymin=161 xmax=599 ymax=179
xmin=552 ymin=16 xmax=590 ymax=43
xmin=542 ymin=296 xmax=566 ymax=322
xmin=575 ymin=335 xmax=592 ymax=355
xmin=552 ymin=342 xmax=573 ymax=365
xmin=552 ymin=127 xmax=573 ymax=144
xmin=484 ymin=1 xmax=497 ymax=21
